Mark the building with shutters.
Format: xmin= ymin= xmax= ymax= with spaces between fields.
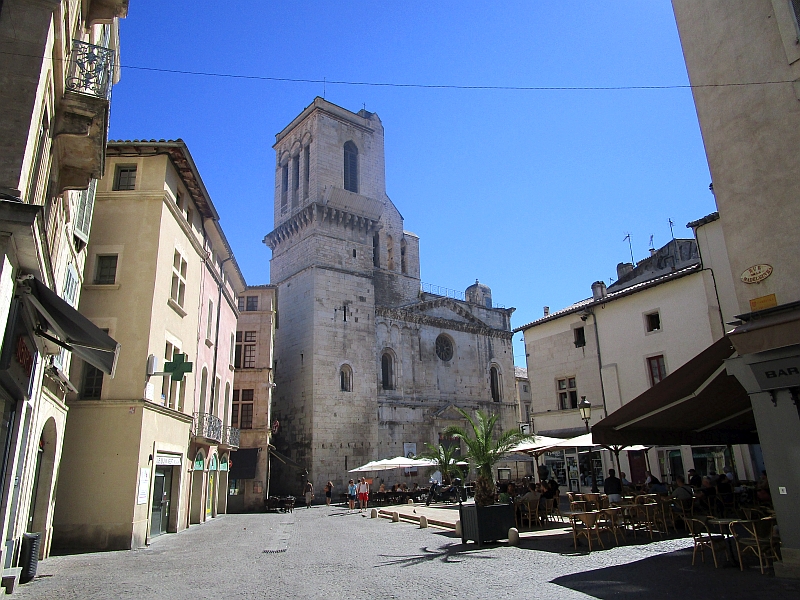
xmin=227 ymin=285 xmax=277 ymax=512
xmin=264 ymin=98 xmax=518 ymax=498
xmin=0 ymin=0 xmax=128 ymax=583
xmin=52 ymin=140 xmax=245 ymax=550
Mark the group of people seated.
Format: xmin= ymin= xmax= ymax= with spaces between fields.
xmin=377 ymin=482 xmax=420 ymax=493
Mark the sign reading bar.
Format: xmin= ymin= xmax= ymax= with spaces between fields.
xmin=751 ymin=357 xmax=800 ymax=391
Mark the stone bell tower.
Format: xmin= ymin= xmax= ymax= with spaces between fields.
xmin=264 ymin=98 xmax=420 ymax=494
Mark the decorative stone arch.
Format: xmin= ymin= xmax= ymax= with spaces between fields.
xmin=30 ymin=417 xmax=58 ymax=559
xmin=339 ymin=362 xmax=353 ymax=392
xmin=190 ymin=449 xmax=206 ymax=524
xmin=488 ymin=362 xmax=503 ymax=402
xmin=380 ymin=348 xmax=397 ymax=391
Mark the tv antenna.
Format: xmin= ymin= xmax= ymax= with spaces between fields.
xmin=623 ymin=233 xmax=635 ymax=264
xmin=668 ymin=218 xmax=675 ymax=240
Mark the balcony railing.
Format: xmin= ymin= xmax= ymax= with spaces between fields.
xmin=193 ymin=412 xmax=223 ymax=443
xmin=66 ymin=39 xmax=113 ymax=100
xmin=223 ymin=426 xmax=240 ymax=449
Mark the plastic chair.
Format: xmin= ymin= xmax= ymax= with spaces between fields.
xmin=685 ymin=518 xmax=730 ymax=567
xmin=729 ymin=518 xmax=780 ymax=574
xmin=571 ymin=511 xmax=604 ymax=551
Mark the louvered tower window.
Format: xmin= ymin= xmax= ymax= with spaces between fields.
xmin=344 ymin=141 xmax=358 ymax=193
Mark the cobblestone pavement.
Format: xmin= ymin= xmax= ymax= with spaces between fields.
xmin=15 ymin=505 xmax=800 ymax=600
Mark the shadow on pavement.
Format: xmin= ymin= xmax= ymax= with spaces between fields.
xmin=551 ymin=548 xmax=800 ymax=600
xmin=374 ymin=542 xmax=499 ymax=568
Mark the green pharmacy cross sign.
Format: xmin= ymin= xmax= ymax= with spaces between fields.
xmin=163 ymin=353 xmax=193 ymax=381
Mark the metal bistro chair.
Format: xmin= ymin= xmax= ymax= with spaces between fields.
xmin=729 ymin=518 xmax=780 ymax=574
xmin=685 ymin=518 xmax=730 ymax=568
xmin=571 ymin=511 xmax=605 ymax=552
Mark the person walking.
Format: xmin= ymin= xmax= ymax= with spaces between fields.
xmin=357 ymin=477 xmax=370 ymax=512
xmin=304 ymin=480 xmax=314 ymax=508
xmin=347 ymin=479 xmax=357 ymax=511
xmin=324 ymin=481 xmax=333 ymax=507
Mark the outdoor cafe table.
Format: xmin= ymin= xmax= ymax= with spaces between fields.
xmin=707 ymin=517 xmax=740 ymax=565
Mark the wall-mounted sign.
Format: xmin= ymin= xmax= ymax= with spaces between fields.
xmin=751 ymin=357 xmax=800 ymax=391
xmin=137 ymin=468 xmax=150 ymax=505
xmin=749 ymin=294 xmax=778 ymax=312
xmin=155 ymin=454 xmax=182 ymax=466
xmin=741 ymin=264 xmax=773 ymax=284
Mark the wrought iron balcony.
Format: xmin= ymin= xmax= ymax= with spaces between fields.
xmin=223 ymin=426 xmax=240 ymax=449
xmin=66 ymin=40 xmax=113 ymax=100
xmin=193 ymin=412 xmax=223 ymax=443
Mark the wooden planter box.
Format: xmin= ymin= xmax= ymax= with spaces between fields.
xmin=459 ymin=502 xmax=516 ymax=545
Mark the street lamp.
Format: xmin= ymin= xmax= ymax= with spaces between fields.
xmin=578 ymin=396 xmax=600 ymax=493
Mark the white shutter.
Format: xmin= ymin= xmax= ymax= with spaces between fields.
xmin=74 ymin=179 xmax=97 ymax=245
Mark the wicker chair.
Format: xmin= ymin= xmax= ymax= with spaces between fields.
xmin=571 ymin=511 xmax=604 ymax=551
xmin=729 ymin=518 xmax=780 ymax=574
xmin=686 ymin=518 xmax=730 ymax=567
xmin=597 ymin=507 xmax=627 ymax=545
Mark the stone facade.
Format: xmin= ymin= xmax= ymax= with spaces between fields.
xmin=265 ymin=98 xmax=517 ymax=496
xmin=229 ymin=285 xmax=277 ymax=512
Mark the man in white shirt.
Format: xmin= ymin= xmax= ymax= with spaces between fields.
xmin=357 ymin=477 xmax=370 ymax=512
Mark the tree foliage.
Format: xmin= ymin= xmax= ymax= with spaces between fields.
xmin=417 ymin=442 xmax=464 ymax=485
xmin=444 ymin=408 xmax=530 ymax=506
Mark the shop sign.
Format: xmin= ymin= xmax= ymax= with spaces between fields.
xmin=155 ymin=454 xmax=182 ymax=466
xmin=193 ymin=453 xmax=205 ymax=471
xmin=751 ymin=357 xmax=800 ymax=391
xmin=137 ymin=468 xmax=150 ymax=505
xmin=749 ymin=294 xmax=777 ymax=312
xmin=740 ymin=264 xmax=773 ymax=284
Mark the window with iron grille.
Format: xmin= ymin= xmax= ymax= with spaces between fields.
xmin=94 ymin=254 xmax=118 ymax=285
xmin=113 ymin=165 xmax=137 ymax=191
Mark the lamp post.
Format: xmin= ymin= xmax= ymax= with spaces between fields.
xmin=578 ymin=396 xmax=600 ymax=493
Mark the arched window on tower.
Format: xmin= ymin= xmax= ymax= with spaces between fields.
xmin=344 ymin=141 xmax=358 ymax=193
xmin=381 ymin=352 xmax=394 ymax=390
xmin=340 ymin=364 xmax=353 ymax=392
xmin=386 ymin=234 xmax=394 ymax=271
xmin=490 ymin=366 xmax=501 ymax=402
xmin=401 ymin=238 xmax=407 ymax=274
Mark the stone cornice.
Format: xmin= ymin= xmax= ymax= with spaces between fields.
xmin=263 ymin=202 xmax=382 ymax=251
xmin=376 ymin=305 xmax=513 ymax=339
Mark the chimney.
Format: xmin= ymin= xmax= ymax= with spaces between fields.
xmin=616 ymin=262 xmax=634 ymax=280
xmin=591 ymin=281 xmax=607 ymax=301
xmin=543 ymin=306 xmax=550 ymax=317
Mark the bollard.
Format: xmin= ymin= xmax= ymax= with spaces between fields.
xmin=454 ymin=520 xmax=462 ymax=537
xmin=508 ymin=527 xmax=520 ymax=546
xmin=419 ymin=515 xmax=428 ymax=529
xmin=370 ymin=508 xmax=378 ymax=518
xmin=408 ymin=499 xmax=415 ymax=505
xmin=391 ymin=512 xmax=400 ymax=522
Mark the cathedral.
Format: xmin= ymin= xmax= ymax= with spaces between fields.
xmin=264 ymin=98 xmax=517 ymax=495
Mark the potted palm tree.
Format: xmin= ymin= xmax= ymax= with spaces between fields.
xmin=445 ymin=407 xmax=530 ymax=545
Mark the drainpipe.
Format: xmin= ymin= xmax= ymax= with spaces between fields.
xmin=585 ymin=308 xmax=609 ymax=419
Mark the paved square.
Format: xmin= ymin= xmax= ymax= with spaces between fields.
xmin=16 ymin=506 xmax=800 ymax=599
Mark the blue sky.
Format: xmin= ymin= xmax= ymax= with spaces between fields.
xmin=109 ymin=2 xmax=715 ymax=366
